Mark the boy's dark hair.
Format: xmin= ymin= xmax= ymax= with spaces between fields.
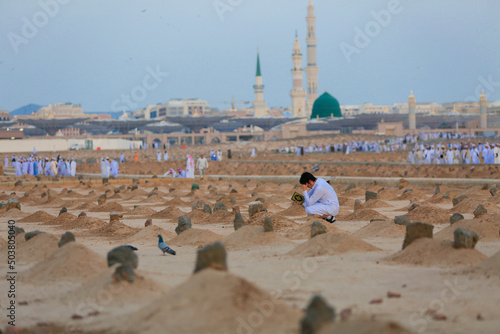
xmin=300 ymin=172 xmax=316 ymax=184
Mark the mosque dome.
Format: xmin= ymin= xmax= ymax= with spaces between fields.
xmin=310 ymin=92 xmax=342 ymax=119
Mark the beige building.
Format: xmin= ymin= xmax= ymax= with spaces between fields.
xmin=441 ymin=102 xmax=480 ymax=114
xmin=166 ymin=99 xmax=210 ymax=117
xmin=488 ymin=100 xmax=500 ymax=115
xmin=35 ymin=103 xmax=84 ymax=117
xmin=0 ymin=109 xmax=11 ymax=121
xmin=359 ymin=103 xmax=389 ymax=114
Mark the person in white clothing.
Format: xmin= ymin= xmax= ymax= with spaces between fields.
xmin=70 ymin=158 xmax=77 ymax=177
xmin=196 ymin=154 xmax=209 ymax=180
xmin=185 ymin=154 xmax=195 ymax=178
xmin=298 ymin=172 xmax=339 ymax=224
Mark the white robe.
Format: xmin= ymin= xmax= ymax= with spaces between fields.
xmin=70 ymin=161 xmax=76 ymax=177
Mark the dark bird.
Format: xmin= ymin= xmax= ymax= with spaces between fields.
xmin=157 ymin=234 xmax=176 ymax=256
xmin=310 ymin=164 xmax=321 ymax=172
xmin=123 ymin=245 xmax=138 ymax=251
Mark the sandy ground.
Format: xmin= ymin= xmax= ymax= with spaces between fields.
xmin=0 ymin=135 xmax=499 ymax=334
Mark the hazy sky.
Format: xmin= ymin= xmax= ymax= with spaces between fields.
xmin=1 ymin=0 xmax=499 ymax=112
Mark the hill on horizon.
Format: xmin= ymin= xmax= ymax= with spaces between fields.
xmin=10 ymin=104 xmax=42 ymax=116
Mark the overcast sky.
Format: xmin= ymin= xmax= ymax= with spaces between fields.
xmin=1 ymin=0 xmax=499 ymax=112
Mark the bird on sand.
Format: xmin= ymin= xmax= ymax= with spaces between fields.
xmin=157 ymin=234 xmax=176 ymax=256
xmin=310 ymin=164 xmax=321 ymax=172
xmin=123 ymin=245 xmax=138 ymax=251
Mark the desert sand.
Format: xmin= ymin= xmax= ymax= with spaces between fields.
xmin=0 ymin=135 xmax=499 ymax=334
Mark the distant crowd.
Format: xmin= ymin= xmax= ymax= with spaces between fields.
xmin=6 ymin=154 xmax=77 ymax=177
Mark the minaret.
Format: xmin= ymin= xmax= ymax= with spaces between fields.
xmin=305 ymin=0 xmax=319 ymax=117
xmin=253 ymin=50 xmax=267 ymax=117
xmin=408 ymin=91 xmax=416 ymax=130
xmin=290 ymin=33 xmax=307 ymax=118
xmin=480 ymin=89 xmax=487 ymax=129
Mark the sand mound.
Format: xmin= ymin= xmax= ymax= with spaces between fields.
xmin=343 ymin=209 xmax=388 ymax=221
xmin=407 ymin=204 xmax=450 ymax=224
xmin=205 ymin=209 xmax=235 ymax=224
xmin=363 ymin=199 xmax=393 ymax=209
xmin=376 ymin=188 xmax=401 ymax=200
xmin=185 ymin=208 xmax=210 ymax=222
xmin=75 ymin=201 xmax=98 ymax=211
xmin=151 ymin=207 xmax=186 ymax=220
xmin=353 ymin=220 xmax=406 ymax=239
xmin=168 ymin=228 xmax=222 ymax=247
xmin=61 ymin=268 xmax=169 ymax=306
xmin=45 ymin=212 xmax=77 ymax=226
xmin=434 ymin=219 xmax=500 ymax=241
xmin=20 ymin=242 xmax=107 ymax=283
xmin=424 ymin=195 xmax=453 ymax=205
xmin=289 ymin=233 xmax=380 ymax=257
xmin=126 ymin=225 xmax=176 ymax=245
xmin=262 ymin=202 xmax=288 ymax=213
xmin=59 ymin=215 xmax=107 ymax=230
xmin=90 ymin=201 xmax=126 ymax=212
xmin=0 ymin=208 xmax=28 ymax=218
xmin=247 ymin=211 xmax=300 ymax=231
xmin=223 ymin=225 xmax=294 ymax=251
xmin=279 ymin=203 xmax=306 ymax=216
xmin=342 ymin=187 xmax=366 ymax=197
xmin=338 ymin=196 xmax=356 ymax=208
xmin=18 ymin=210 xmax=56 ymax=223
xmin=15 ymin=233 xmax=59 ymax=264
xmin=86 ymin=220 xmax=139 ymax=238
xmin=125 ymin=206 xmax=158 ymax=216
xmin=319 ymin=319 xmax=412 ymax=334
xmin=142 ymin=194 xmax=164 ymax=203
xmin=384 ymin=238 xmax=487 ymax=267
xmin=112 ymin=269 xmax=300 ymax=334
xmin=284 ymin=220 xmax=344 ymax=240
xmin=477 ymin=251 xmax=500 ymax=276
xmin=450 ymin=198 xmax=498 ymax=214
xmin=477 ymin=213 xmax=500 ymax=228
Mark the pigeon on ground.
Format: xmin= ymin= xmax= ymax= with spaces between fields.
xmin=310 ymin=164 xmax=321 ymax=172
xmin=123 ymin=245 xmax=138 ymax=251
xmin=157 ymin=234 xmax=176 ymax=256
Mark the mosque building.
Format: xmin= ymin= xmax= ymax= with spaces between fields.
xmin=290 ymin=0 xmax=342 ymax=119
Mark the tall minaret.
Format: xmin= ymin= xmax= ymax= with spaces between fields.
xmin=480 ymin=89 xmax=487 ymax=129
xmin=253 ymin=50 xmax=267 ymax=117
xmin=290 ymin=33 xmax=307 ymax=118
xmin=305 ymin=0 xmax=319 ymax=116
xmin=408 ymin=90 xmax=416 ymax=130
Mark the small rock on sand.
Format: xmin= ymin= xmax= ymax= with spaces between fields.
xmin=449 ymin=213 xmax=464 ymax=224
xmin=176 ymin=216 xmax=192 ymax=235
xmin=58 ymin=232 xmax=75 ymax=248
xmin=263 ymin=217 xmax=273 ymax=232
xmin=25 ymin=230 xmax=45 ymax=241
xmin=402 ymin=222 xmax=434 ymax=249
xmin=311 ymin=221 xmax=326 ymax=238
xmin=193 ymin=241 xmax=227 ymax=273
xmin=107 ymin=245 xmax=139 ymax=269
xmin=300 ymin=295 xmax=335 ymax=334
xmin=453 ymin=228 xmax=479 ymax=249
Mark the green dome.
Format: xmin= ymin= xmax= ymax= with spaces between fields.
xmin=310 ymin=92 xmax=342 ymax=119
